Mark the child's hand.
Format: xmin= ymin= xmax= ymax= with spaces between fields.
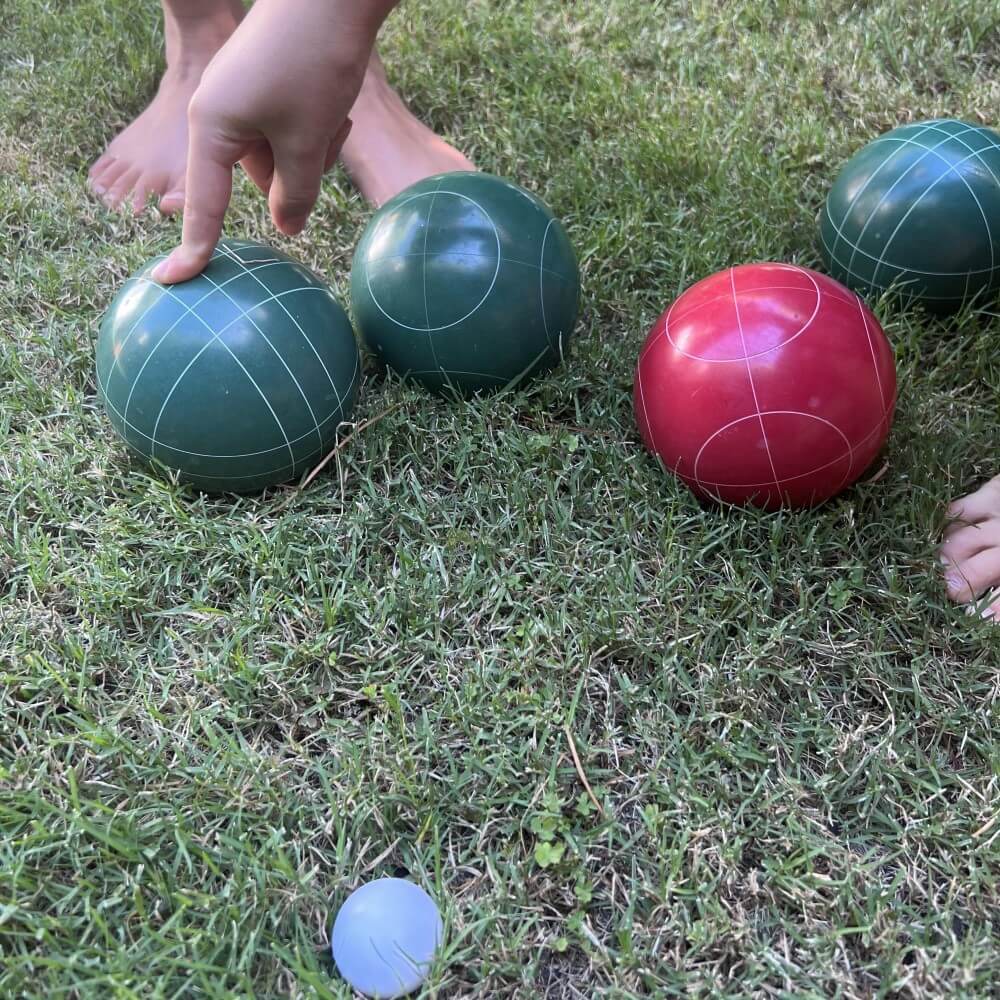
xmin=153 ymin=0 xmax=396 ymax=284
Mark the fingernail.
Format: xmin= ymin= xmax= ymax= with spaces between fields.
xmin=93 ymin=183 xmax=106 ymax=195
xmin=151 ymin=255 xmax=175 ymax=284
xmin=284 ymin=214 xmax=308 ymax=235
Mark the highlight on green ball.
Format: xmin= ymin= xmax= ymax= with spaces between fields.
xmin=821 ymin=118 xmax=1000 ymax=312
xmin=96 ymin=239 xmax=360 ymax=494
xmin=351 ymin=171 xmax=581 ymax=396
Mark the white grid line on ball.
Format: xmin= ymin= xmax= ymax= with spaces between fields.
xmin=841 ymin=126 xmax=974 ymax=283
xmin=822 ymin=200 xmax=1000 ymax=277
xmin=668 ymin=278 xmax=860 ymax=320
xmin=101 ymin=247 xmax=226 ymax=406
xmin=859 ymin=118 xmax=954 ymax=155
xmin=130 ymin=448 xmax=326 ymax=487
xmin=103 ymin=349 xmax=360 ymax=461
xmin=727 ymin=267 xmax=780 ymax=496
xmin=663 ymin=266 xmax=824 ymax=365
xmin=919 ymin=121 xmax=1000 ymax=193
xmin=634 ymin=342 xmax=655 ymax=458
xmin=363 ymin=250 xmax=572 ymax=283
xmin=102 ymin=378 xmax=352 ymax=460
xmin=682 ymin=411 xmax=891 ymax=492
xmin=364 ymin=189 xmax=503 ymax=333
xmin=422 ymin=179 xmax=444 ymax=372
xmin=105 ymin=282 xmax=355 ymax=461
xmin=819 ymin=229 xmax=998 ymax=301
xmin=215 ymin=242 xmax=347 ymax=417
xmin=887 ymin=121 xmax=1000 ymax=275
xmin=637 ymin=291 xmax=681 ymax=369
xmin=196 ymin=265 xmax=325 ymax=454
xmin=856 ymin=295 xmax=889 ymax=420
xmin=865 ymin=120 xmax=1000 ymax=160
xmin=836 ymin=123 xmax=1000 ymax=286
xmin=113 ymin=255 xmax=293 ymax=426
xmin=866 ymin=143 xmax=999 ymax=290
xmin=148 ymin=280 xmax=296 ymax=468
xmin=539 ymin=218 xmax=555 ymax=352
xmin=829 ymin=122 xmax=954 ymax=272
xmin=637 ymin=275 xmax=850 ymax=371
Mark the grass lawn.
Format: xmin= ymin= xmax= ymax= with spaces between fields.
xmin=3 ymin=0 xmax=1000 ymax=996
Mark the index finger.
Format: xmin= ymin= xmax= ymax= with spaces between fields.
xmin=152 ymin=119 xmax=243 ymax=284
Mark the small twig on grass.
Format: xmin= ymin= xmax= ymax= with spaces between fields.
xmin=276 ymin=401 xmax=406 ymax=511
xmin=302 ymin=401 xmax=406 ymax=490
xmin=564 ymin=724 xmax=605 ymax=818
xmin=362 ymin=838 xmax=401 ymax=874
xmin=973 ymin=811 xmax=999 ymax=839
xmin=863 ymin=461 xmax=890 ymax=485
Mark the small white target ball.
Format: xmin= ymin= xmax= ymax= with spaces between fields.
xmin=331 ymin=878 xmax=443 ymax=998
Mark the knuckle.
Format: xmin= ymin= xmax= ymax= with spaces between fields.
xmin=278 ymin=192 xmax=314 ymax=213
xmin=186 ymin=89 xmax=220 ymax=127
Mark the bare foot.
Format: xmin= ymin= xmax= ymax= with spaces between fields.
xmin=341 ymin=52 xmax=474 ymax=206
xmin=88 ymin=2 xmax=242 ymax=214
xmin=941 ymin=475 xmax=1000 ymax=619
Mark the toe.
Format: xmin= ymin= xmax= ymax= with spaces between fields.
xmin=940 ymin=519 xmax=998 ymax=565
xmin=130 ymin=180 xmax=153 ymax=214
xmin=88 ymin=153 xmax=116 ymax=182
xmin=90 ymin=158 xmax=125 ymax=196
xmin=984 ymin=592 xmax=1000 ymax=622
xmin=104 ymin=167 xmax=141 ymax=209
xmin=95 ymin=160 xmax=131 ymax=202
xmin=125 ymin=169 xmax=176 ymax=214
xmin=946 ymin=475 xmax=1000 ymax=526
xmin=942 ymin=546 xmax=1000 ymax=604
xmin=158 ymin=189 xmax=186 ymax=215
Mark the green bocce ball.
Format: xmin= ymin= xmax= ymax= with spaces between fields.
xmin=351 ymin=172 xmax=580 ymax=395
xmin=821 ymin=118 xmax=1000 ymax=311
xmin=96 ymin=239 xmax=360 ymax=494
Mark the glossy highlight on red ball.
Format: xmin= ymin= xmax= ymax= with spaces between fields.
xmin=633 ymin=263 xmax=897 ymax=510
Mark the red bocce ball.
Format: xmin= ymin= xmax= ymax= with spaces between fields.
xmin=634 ymin=263 xmax=897 ymax=510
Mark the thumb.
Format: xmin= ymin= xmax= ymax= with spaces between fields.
xmin=153 ymin=104 xmax=243 ymax=284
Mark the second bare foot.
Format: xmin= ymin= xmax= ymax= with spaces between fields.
xmin=341 ymin=52 xmax=474 ymax=207
xmin=941 ymin=475 xmax=1000 ymax=620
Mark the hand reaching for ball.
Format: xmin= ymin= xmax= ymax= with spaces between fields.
xmin=153 ymin=0 xmax=398 ymax=285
